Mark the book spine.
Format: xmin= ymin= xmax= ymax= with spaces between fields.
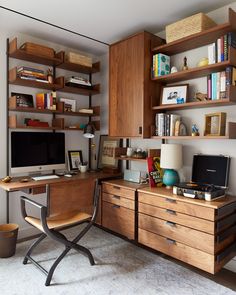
xmin=208 ymin=43 xmax=215 ymax=64
xmin=220 ymin=71 xmax=226 ymax=99
xmin=226 ymin=66 xmax=232 ymax=86
xmin=207 ymin=74 xmax=212 ymax=99
xmin=216 ymin=72 xmax=221 ymax=99
xmin=227 ymin=32 xmax=236 ymax=49
xmin=224 ymin=34 xmax=228 ymax=61
xmin=220 ymin=36 xmax=224 ymax=62
xmin=211 ymin=73 xmax=216 ymax=100
xmin=156 ymin=54 xmax=158 ymax=77
xmin=158 ymin=113 xmax=164 ymax=136
xmin=217 ymin=38 xmax=221 ymax=63
xmin=155 ymin=113 xmax=158 ymax=135
xmin=232 ymin=67 xmax=236 ymax=86
xmin=36 ymin=93 xmax=45 ymax=109
xmin=166 ymin=114 xmax=170 ymax=136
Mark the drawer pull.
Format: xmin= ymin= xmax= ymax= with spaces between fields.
xmin=166 ymin=209 xmax=176 ymax=215
xmin=166 ymin=238 xmax=176 ymax=245
xmin=166 ymin=221 xmax=176 ymax=227
xmin=112 ymin=195 xmax=120 ymax=200
xmin=112 ymin=204 xmax=120 ymax=209
xmin=113 ymin=186 xmax=120 ymax=190
xmin=165 ymin=198 xmax=176 ymax=203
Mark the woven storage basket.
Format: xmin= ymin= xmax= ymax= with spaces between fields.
xmin=166 ymin=13 xmax=216 ymax=43
xmin=20 ymin=42 xmax=55 ymax=58
xmin=66 ymin=52 xmax=92 ymax=67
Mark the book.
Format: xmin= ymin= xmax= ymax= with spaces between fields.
xmin=220 ymin=36 xmax=224 ymax=62
xmin=220 ymin=71 xmax=227 ymax=99
xmin=157 ymin=53 xmax=170 ymax=76
xmin=170 ymin=114 xmax=181 ymax=136
xmin=226 ymin=66 xmax=236 ymax=86
xmin=17 ymin=66 xmax=44 ymax=74
xmin=211 ymin=73 xmax=217 ymax=100
xmin=216 ymin=72 xmax=221 ymax=99
xmin=208 ymin=43 xmax=216 ymax=64
xmin=227 ymin=32 xmax=236 ymax=49
xmin=207 ymin=74 xmax=212 ymax=99
xmin=36 ymin=93 xmax=45 ymax=109
xmin=147 ymin=156 xmax=163 ymax=187
xmin=224 ymin=34 xmax=228 ymax=61
xmin=217 ymin=38 xmax=221 ymax=63
xmin=157 ymin=113 xmax=165 ymax=136
xmin=78 ymin=108 xmax=94 ymax=114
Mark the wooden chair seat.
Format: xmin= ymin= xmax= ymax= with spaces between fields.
xmin=25 ymin=211 xmax=91 ymax=232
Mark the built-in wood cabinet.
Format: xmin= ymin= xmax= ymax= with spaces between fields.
xmin=109 ymin=31 xmax=163 ymax=138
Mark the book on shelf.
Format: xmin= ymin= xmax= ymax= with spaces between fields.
xmin=155 ymin=113 xmax=180 ymax=136
xmin=152 ymin=53 xmax=170 ymax=78
xmin=17 ymin=66 xmax=45 ymax=74
xmin=36 ymin=92 xmax=56 ymax=110
xmin=78 ymin=108 xmax=94 ymax=114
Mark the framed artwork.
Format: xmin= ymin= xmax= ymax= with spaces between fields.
xmin=204 ymin=112 xmax=226 ymax=136
xmin=161 ymin=84 xmax=189 ymax=105
xmin=68 ymin=150 xmax=83 ymax=171
xmin=97 ymin=135 xmax=120 ymax=169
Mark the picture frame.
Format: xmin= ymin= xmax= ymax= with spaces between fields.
xmin=204 ymin=112 xmax=226 ymax=136
xmin=60 ymin=98 xmax=76 ymax=112
xmin=161 ymin=84 xmax=189 ymax=105
xmin=67 ymin=150 xmax=83 ymax=171
xmin=97 ymin=135 xmax=120 ymax=169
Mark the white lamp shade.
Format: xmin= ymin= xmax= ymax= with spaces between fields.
xmin=160 ymin=144 xmax=183 ymax=170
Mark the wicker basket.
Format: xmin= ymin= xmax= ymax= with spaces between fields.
xmin=66 ymin=52 xmax=92 ymax=67
xmin=20 ymin=42 xmax=55 ymax=58
xmin=166 ymin=13 xmax=216 ymax=43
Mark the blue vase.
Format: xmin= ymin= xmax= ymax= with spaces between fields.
xmin=163 ymin=169 xmax=179 ymax=188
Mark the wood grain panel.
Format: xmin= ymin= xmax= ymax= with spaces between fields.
xmin=102 ymin=201 xmax=135 ymax=239
xmin=102 ymin=183 xmax=135 ymax=200
xmin=103 ymin=192 xmax=135 ymax=210
xmin=138 ymin=228 xmax=215 ymax=274
xmin=139 ymin=192 xmax=215 ymax=220
xmin=138 ymin=202 xmax=215 ymax=234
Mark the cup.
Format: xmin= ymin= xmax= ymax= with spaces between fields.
xmin=127 ymin=147 xmax=133 ymax=157
xmin=79 ymin=164 xmax=87 ymax=173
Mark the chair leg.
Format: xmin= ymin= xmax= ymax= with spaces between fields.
xmin=23 ymin=233 xmax=47 ymax=265
xmin=70 ymin=243 xmax=95 ymax=265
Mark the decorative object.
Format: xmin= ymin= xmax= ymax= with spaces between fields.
xmin=174 ymin=119 xmax=181 ymax=136
xmin=192 ymin=124 xmax=200 ymax=136
xmin=161 ymin=84 xmax=188 ymax=105
xmin=47 ymin=68 xmax=53 ymax=83
xmin=59 ymin=98 xmax=76 ymax=112
xmin=78 ymin=163 xmax=88 ymax=173
xmin=170 ymin=66 xmax=178 ymax=73
xmin=20 ymin=41 xmax=55 ymax=58
xmin=195 ymin=92 xmax=208 ymax=101
xmin=83 ymin=122 xmax=95 ymax=138
xmin=97 ymin=135 xmax=120 ymax=169
xmin=68 ymin=150 xmax=83 ymax=171
xmin=178 ymin=122 xmax=188 ymax=136
xmin=204 ymin=112 xmax=226 ymax=136
xmin=147 ymin=156 xmax=163 ymax=187
xmin=165 ymin=12 xmax=216 ymax=43
xmin=197 ymin=57 xmax=209 ymax=67
xmin=160 ymin=144 xmax=183 ymax=189
xmin=126 ymin=147 xmax=133 ymax=157
xmin=132 ymin=149 xmax=147 ymax=159
xmin=182 ymin=56 xmax=188 ymax=70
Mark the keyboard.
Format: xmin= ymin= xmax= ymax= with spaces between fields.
xmin=32 ymin=175 xmax=60 ymax=181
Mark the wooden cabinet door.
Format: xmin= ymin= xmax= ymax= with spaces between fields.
xmin=109 ymin=33 xmax=144 ymax=137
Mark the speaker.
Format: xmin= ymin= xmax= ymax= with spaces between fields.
xmin=124 ymin=169 xmax=141 ymax=183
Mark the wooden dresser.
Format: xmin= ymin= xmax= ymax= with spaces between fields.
xmin=138 ymin=187 xmax=236 ymax=274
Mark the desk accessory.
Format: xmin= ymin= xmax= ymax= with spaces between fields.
xmin=124 ymin=169 xmax=141 ymax=183
xmin=1 ymin=176 xmax=12 ymax=183
xmin=160 ymin=144 xmax=183 ymax=189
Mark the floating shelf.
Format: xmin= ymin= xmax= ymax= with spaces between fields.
xmin=115 ymin=156 xmax=147 ymax=162
xmin=9 ymin=125 xmax=62 ymax=131
xmin=152 ymin=8 xmax=236 ymax=55
xmin=58 ymin=84 xmax=100 ymax=96
xmin=9 ymin=38 xmax=63 ymax=66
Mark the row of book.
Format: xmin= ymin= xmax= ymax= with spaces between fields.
xmin=36 ymin=91 xmax=57 ymax=110
xmin=17 ymin=66 xmax=49 ymax=83
xmin=152 ymin=53 xmax=170 ymax=78
xmin=155 ymin=113 xmax=181 ymax=136
xmin=207 ymin=66 xmax=236 ymax=100
xmin=208 ymin=32 xmax=236 ymax=64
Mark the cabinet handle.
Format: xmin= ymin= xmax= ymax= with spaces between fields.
xmin=166 ymin=238 xmax=176 ymax=245
xmin=165 ymin=221 xmax=176 ymax=227
xmin=166 ymin=209 xmax=176 ymax=215
xmin=138 ymin=126 xmax=142 ymax=135
xmin=112 ymin=204 xmax=120 ymax=209
xmin=113 ymin=186 xmax=120 ymax=190
xmin=112 ymin=195 xmax=120 ymax=199
xmin=165 ymin=198 xmax=176 ymax=203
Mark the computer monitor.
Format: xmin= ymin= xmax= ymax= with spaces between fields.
xmin=11 ymin=131 xmax=66 ymax=174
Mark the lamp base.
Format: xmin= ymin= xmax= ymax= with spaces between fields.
xmin=163 ymin=169 xmax=179 ymax=188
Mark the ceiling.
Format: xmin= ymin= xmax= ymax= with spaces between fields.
xmin=0 ymin=0 xmax=234 ymax=55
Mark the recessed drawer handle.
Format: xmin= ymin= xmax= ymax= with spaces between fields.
xmin=112 ymin=204 xmax=120 ymax=209
xmin=165 ymin=198 xmax=176 ymax=203
xmin=166 ymin=209 xmax=176 ymax=215
xmin=166 ymin=238 xmax=176 ymax=245
xmin=166 ymin=221 xmax=176 ymax=227
xmin=113 ymin=186 xmax=120 ymax=190
xmin=112 ymin=195 xmax=120 ymax=199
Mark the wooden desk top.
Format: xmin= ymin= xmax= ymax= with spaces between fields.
xmin=102 ymin=179 xmax=148 ymax=190
xmin=138 ymin=186 xmax=236 ymax=209
xmin=0 ymin=172 xmax=118 ymax=192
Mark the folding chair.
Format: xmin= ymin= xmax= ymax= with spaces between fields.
xmin=20 ymin=178 xmax=101 ymax=286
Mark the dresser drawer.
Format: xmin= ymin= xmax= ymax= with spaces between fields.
xmin=103 ymin=192 xmax=135 ymax=210
xmin=139 ymin=192 xmax=215 ymax=221
xmin=102 ymin=201 xmax=135 ymax=239
xmin=138 ymin=228 xmax=215 ymax=274
xmin=102 ymin=183 xmax=135 ymax=200
xmin=139 ymin=213 xmax=215 ymax=254
xmin=139 ymin=202 xmax=215 ymax=234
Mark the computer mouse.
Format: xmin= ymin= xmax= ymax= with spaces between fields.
xmin=64 ymin=174 xmax=72 ymax=177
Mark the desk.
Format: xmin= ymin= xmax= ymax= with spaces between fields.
xmin=0 ymin=172 xmax=120 ymax=224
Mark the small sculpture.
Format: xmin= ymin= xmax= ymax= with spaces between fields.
xmin=192 ymin=124 xmax=200 ymax=136
xmin=195 ymin=92 xmax=208 ymax=101
xmin=47 ymin=68 xmax=53 ymax=84
xmin=171 ymin=66 xmax=178 ymax=74
xmin=182 ymin=56 xmax=188 ymax=71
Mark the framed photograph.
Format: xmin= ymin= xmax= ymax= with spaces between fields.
xmin=97 ymin=135 xmax=120 ymax=169
xmin=68 ymin=150 xmax=83 ymax=171
xmin=161 ymin=84 xmax=189 ymax=105
xmin=60 ymin=98 xmax=76 ymax=112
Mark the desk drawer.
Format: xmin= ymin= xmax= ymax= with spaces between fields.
xmin=102 ymin=183 xmax=135 ymax=200
xmin=103 ymin=192 xmax=135 ymax=210
xmin=139 ymin=192 xmax=215 ymax=221
xmin=138 ymin=228 xmax=215 ymax=274
xmin=139 ymin=213 xmax=215 ymax=254
xmin=139 ymin=202 xmax=215 ymax=234
xmin=102 ymin=201 xmax=135 ymax=239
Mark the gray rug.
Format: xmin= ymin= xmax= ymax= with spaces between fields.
xmin=0 ymin=225 xmax=235 ymax=295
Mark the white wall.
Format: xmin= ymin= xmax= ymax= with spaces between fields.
xmin=0 ymin=31 xmax=103 ymax=238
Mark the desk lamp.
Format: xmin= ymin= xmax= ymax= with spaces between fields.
xmin=83 ymin=122 xmax=95 ymax=138
xmin=160 ymin=144 xmax=182 ymax=189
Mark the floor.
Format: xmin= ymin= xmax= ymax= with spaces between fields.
xmin=0 ymin=225 xmax=235 ymax=295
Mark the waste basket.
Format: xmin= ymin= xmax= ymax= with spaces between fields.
xmin=0 ymin=223 xmax=19 ymax=258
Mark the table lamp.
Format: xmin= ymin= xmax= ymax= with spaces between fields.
xmin=160 ymin=144 xmax=183 ymax=189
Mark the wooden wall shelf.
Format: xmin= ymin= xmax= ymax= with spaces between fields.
xmin=10 ymin=126 xmax=62 ymax=131
xmin=115 ymin=156 xmax=147 ymax=162
xmin=152 ymin=8 xmax=236 ymax=55
xmin=59 ymin=84 xmax=100 ymax=96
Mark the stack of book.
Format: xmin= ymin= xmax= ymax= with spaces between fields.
xmin=155 ymin=113 xmax=181 ymax=136
xmin=208 ymin=32 xmax=236 ymax=64
xmin=152 ymin=53 xmax=170 ymax=78
xmin=65 ymin=76 xmax=92 ymax=88
xmin=207 ymin=66 xmax=236 ymax=99
xmin=36 ymin=91 xmax=57 ymax=110
xmin=17 ymin=66 xmax=48 ymax=83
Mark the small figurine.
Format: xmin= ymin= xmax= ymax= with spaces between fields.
xmin=195 ymin=92 xmax=208 ymax=101
xmin=192 ymin=124 xmax=200 ymax=136
xmin=182 ymin=56 xmax=188 ymax=71
xmin=47 ymin=68 xmax=53 ymax=84
xmin=171 ymin=66 xmax=178 ymax=74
